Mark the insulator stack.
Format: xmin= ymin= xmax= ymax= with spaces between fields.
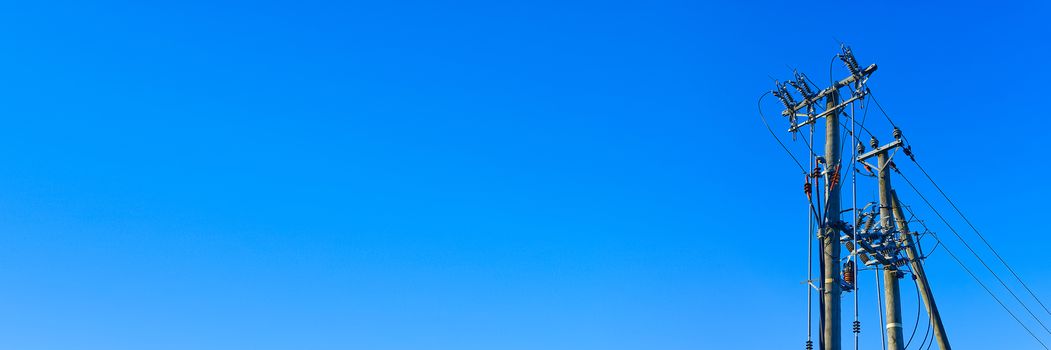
xmin=759 ymin=46 xmax=958 ymax=350
xmin=903 ymin=145 xmax=915 ymax=161
xmin=843 ymin=260 xmax=856 ymax=286
xmin=839 ymin=45 xmax=862 ymax=77
xmin=790 ymin=72 xmax=815 ymax=100
xmin=773 ymin=81 xmax=797 ymax=110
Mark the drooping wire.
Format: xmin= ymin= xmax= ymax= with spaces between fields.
xmin=876 ymin=264 xmax=887 ymax=350
xmin=895 ymin=170 xmax=1051 ymax=349
xmin=904 ymin=274 xmax=924 ymax=349
xmin=758 ymin=92 xmax=808 ymax=174
xmin=916 ymin=292 xmax=933 ymax=350
xmin=903 ymin=205 xmax=944 ymax=259
xmin=923 ymin=240 xmax=940 ymax=259
xmin=829 ymin=55 xmax=839 ymax=87
xmin=764 ymin=86 xmax=824 ymax=350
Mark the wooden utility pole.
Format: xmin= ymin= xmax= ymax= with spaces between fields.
xmin=822 ymin=91 xmax=842 ymax=350
xmin=766 ymin=46 xmax=956 ymax=350
xmin=890 ymin=190 xmax=951 ymax=350
xmin=874 ymin=137 xmax=904 ymax=350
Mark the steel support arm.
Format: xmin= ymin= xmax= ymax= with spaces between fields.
xmin=781 ymin=64 xmax=878 ymax=116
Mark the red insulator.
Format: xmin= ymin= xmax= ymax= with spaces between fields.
xmin=843 ymin=260 xmax=856 ymax=286
xmin=828 ymin=165 xmax=841 ymax=189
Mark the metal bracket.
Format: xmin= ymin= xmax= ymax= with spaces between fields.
xmin=781 ymin=64 xmax=878 ymax=117
xmin=857 ymin=139 xmax=903 ymax=162
xmin=788 ymin=89 xmax=868 ymax=132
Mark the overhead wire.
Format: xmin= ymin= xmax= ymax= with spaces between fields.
xmin=898 ymin=206 xmax=947 ymax=350
xmin=904 ymin=274 xmax=924 ymax=349
xmin=909 ymin=157 xmax=1051 ymax=319
xmin=828 ymin=55 xmax=869 ymax=350
xmin=865 ymin=89 xmax=898 ymax=129
xmin=759 ymin=91 xmax=827 ymax=228
xmin=903 ymin=205 xmax=942 ymax=260
xmin=807 ymin=105 xmax=816 ymax=350
xmin=916 ymin=297 xmax=933 ymax=350
xmin=851 ymin=95 xmax=859 ymax=350
xmin=895 ymin=169 xmax=1051 ymax=349
xmin=870 ymin=87 xmax=1051 ymax=341
xmin=758 ymin=92 xmax=808 ymax=174
xmin=769 ymin=47 xmax=1051 ymax=350
xmin=876 ymin=264 xmax=887 ymax=350
xmin=762 ymin=87 xmax=827 ymax=350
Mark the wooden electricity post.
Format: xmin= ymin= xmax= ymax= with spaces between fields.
xmin=891 ymin=190 xmax=951 ymax=350
xmin=821 ymin=91 xmax=843 ymax=350
xmin=876 ymin=136 xmax=905 ymax=350
xmin=768 ymin=47 xmax=957 ymax=350
xmin=864 ymin=136 xmax=904 ymax=350
xmin=776 ymin=51 xmax=876 ymax=350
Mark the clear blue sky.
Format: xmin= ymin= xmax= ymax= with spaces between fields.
xmin=0 ymin=1 xmax=1049 ymax=349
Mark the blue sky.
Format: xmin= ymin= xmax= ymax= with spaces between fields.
xmin=0 ymin=0 xmax=1048 ymax=349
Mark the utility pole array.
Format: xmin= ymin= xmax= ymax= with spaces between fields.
xmin=762 ymin=45 xmax=951 ymax=350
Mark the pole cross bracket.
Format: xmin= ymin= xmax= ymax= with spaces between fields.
xmin=857 ymin=139 xmax=904 ymax=162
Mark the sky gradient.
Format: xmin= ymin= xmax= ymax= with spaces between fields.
xmin=0 ymin=1 xmax=1049 ymax=349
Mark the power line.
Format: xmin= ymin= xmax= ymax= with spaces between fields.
xmin=758 ymin=92 xmax=807 ymax=174
xmin=908 ymin=157 xmax=1051 ymax=319
xmin=871 ymin=81 xmax=1051 ymax=340
xmin=902 ymin=206 xmax=937 ymax=350
xmin=876 ymin=264 xmax=887 ymax=350
xmin=905 ymin=274 xmax=924 ymax=349
xmin=895 ymin=168 xmax=1051 ymax=348
xmin=867 ymin=90 xmax=898 ymax=129
xmin=868 ymin=81 xmax=1051 ymax=345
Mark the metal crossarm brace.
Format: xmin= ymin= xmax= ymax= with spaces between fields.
xmin=788 ymin=90 xmax=868 ymax=132
xmin=780 ymin=64 xmax=878 ymax=116
xmin=857 ymin=139 xmax=903 ymax=162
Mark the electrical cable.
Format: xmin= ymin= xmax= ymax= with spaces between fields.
xmin=819 ymin=216 xmax=826 ymax=350
xmin=761 ymin=91 xmax=825 ymax=225
xmin=909 ymin=157 xmax=1051 ymax=319
xmin=923 ymin=241 xmax=940 ymax=259
xmin=849 ymin=92 xmax=860 ymax=350
xmin=807 ymin=106 xmax=815 ymax=350
xmin=916 ymin=301 xmax=933 ymax=350
xmin=895 ymin=170 xmax=1051 ymax=349
xmin=865 ymin=89 xmax=898 ymax=129
xmin=904 ymin=274 xmax=923 ymax=349
xmin=917 ymin=321 xmax=931 ymax=350
xmin=758 ymin=92 xmax=808 ymax=174
xmin=829 ymin=55 xmax=839 ymax=87
xmin=876 ymin=264 xmax=887 ymax=350
xmin=902 ymin=206 xmax=941 ymax=261
xmin=870 ymin=85 xmax=1051 ymax=342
